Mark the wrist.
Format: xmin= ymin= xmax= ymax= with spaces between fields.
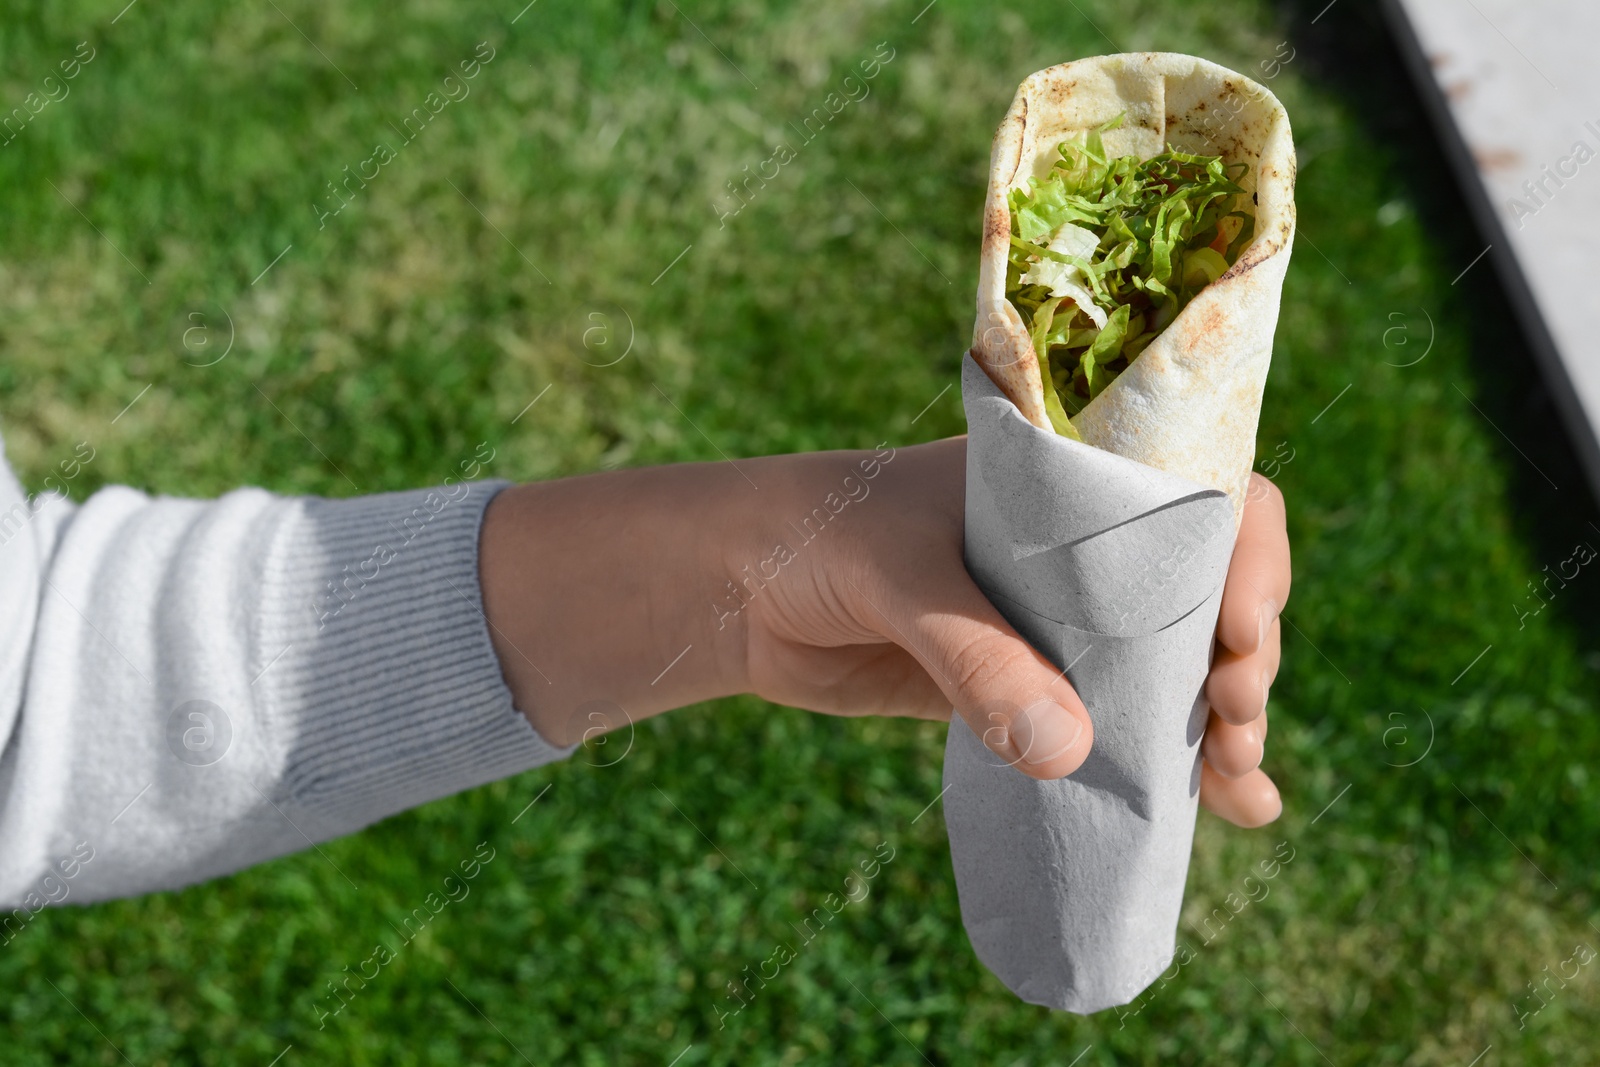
xmin=478 ymin=461 xmax=759 ymax=744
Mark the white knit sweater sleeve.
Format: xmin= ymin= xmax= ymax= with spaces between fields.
xmin=0 ymin=439 xmax=572 ymax=908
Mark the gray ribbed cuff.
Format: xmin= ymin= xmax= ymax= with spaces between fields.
xmin=256 ymin=477 xmax=572 ymax=835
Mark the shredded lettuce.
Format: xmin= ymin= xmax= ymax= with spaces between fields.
xmin=1005 ymin=116 xmax=1254 ymax=433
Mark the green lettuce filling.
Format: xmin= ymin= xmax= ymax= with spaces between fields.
xmin=1005 ymin=116 xmax=1254 ymax=440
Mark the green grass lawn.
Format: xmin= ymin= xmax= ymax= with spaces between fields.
xmin=3 ymin=0 xmax=1598 ymax=1063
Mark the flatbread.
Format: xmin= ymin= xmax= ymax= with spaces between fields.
xmin=971 ymin=53 xmax=1296 ymax=518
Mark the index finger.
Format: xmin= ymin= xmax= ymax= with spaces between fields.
xmin=1216 ymin=473 xmax=1291 ymax=657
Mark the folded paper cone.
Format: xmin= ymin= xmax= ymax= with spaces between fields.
xmin=947 ymin=356 xmax=1234 ymax=1013
xmin=944 ymin=53 xmax=1295 ymax=1013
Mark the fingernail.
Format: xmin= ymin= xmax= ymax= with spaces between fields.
xmin=1259 ymin=667 xmax=1273 ymax=715
xmin=1012 ymin=699 xmax=1084 ymax=766
xmin=1256 ymin=599 xmax=1279 ymax=651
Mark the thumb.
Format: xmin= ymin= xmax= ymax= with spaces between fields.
xmin=862 ymin=573 xmax=1094 ymax=779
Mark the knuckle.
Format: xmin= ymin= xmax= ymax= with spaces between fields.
xmin=949 ymin=632 xmax=1038 ymax=704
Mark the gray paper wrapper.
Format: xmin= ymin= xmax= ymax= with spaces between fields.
xmin=943 ymin=355 xmax=1238 ymax=1014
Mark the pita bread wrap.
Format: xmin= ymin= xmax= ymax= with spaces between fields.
xmin=943 ymin=53 xmax=1295 ymax=1013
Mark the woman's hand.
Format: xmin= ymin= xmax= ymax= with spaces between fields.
xmin=479 ymin=438 xmax=1287 ymax=827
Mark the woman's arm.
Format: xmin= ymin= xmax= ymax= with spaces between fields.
xmin=480 ymin=437 xmax=1286 ymax=823
xmin=0 ymin=433 xmax=1284 ymax=910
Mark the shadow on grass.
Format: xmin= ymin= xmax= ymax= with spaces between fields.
xmin=1282 ymin=0 xmax=1600 ymax=639
xmin=1274 ymin=1 xmax=1600 ymax=902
